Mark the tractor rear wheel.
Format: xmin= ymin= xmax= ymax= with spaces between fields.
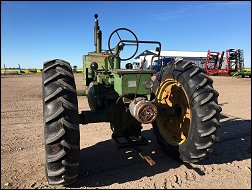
xmin=152 ymin=59 xmax=222 ymax=163
xmin=42 ymin=59 xmax=80 ymax=186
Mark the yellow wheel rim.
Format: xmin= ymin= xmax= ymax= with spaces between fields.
xmin=156 ymin=79 xmax=191 ymax=146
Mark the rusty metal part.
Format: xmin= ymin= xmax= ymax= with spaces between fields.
xmin=129 ymin=97 xmax=158 ymax=124
xmin=139 ymin=154 xmax=156 ymax=166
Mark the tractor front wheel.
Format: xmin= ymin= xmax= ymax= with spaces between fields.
xmin=152 ymin=60 xmax=222 ymax=163
xmin=42 ymin=59 xmax=80 ymax=186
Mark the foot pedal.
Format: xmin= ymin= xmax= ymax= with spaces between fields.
xmin=111 ymin=134 xmax=156 ymax=166
xmin=111 ymin=134 xmax=148 ymax=148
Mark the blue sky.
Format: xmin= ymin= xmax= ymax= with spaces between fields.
xmin=1 ymin=1 xmax=251 ymax=69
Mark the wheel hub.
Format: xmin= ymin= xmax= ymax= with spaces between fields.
xmin=155 ymin=79 xmax=191 ymax=146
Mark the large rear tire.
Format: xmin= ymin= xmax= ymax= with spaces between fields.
xmin=152 ymin=59 xmax=222 ymax=163
xmin=42 ymin=59 xmax=80 ymax=186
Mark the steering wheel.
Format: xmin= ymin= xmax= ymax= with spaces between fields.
xmin=108 ymin=28 xmax=139 ymax=61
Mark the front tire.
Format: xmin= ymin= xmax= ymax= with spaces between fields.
xmin=152 ymin=60 xmax=222 ymax=163
xmin=42 ymin=59 xmax=80 ymax=186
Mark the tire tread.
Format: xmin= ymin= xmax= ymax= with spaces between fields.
xmin=42 ymin=59 xmax=80 ymax=186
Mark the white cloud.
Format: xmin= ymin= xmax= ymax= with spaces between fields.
xmin=150 ymin=1 xmax=250 ymax=21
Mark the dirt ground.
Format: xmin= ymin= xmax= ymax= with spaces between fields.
xmin=1 ymin=73 xmax=251 ymax=189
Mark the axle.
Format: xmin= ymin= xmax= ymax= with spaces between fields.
xmin=78 ymin=97 xmax=158 ymax=125
xmin=78 ymin=110 xmax=110 ymax=125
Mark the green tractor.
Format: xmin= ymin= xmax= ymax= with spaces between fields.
xmin=42 ymin=14 xmax=222 ymax=186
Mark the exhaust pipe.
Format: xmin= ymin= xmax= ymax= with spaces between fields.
xmin=94 ymin=14 xmax=102 ymax=53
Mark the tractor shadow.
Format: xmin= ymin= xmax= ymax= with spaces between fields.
xmin=71 ymin=113 xmax=251 ymax=188
xmin=198 ymin=113 xmax=251 ymax=165
xmin=72 ymin=129 xmax=182 ymax=188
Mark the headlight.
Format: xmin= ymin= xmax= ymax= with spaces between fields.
xmin=90 ymin=62 xmax=98 ymax=70
xmin=144 ymin=78 xmax=154 ymax=89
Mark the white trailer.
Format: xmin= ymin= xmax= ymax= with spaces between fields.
xmin=134 ymin=50 xmax=209 ymax=68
